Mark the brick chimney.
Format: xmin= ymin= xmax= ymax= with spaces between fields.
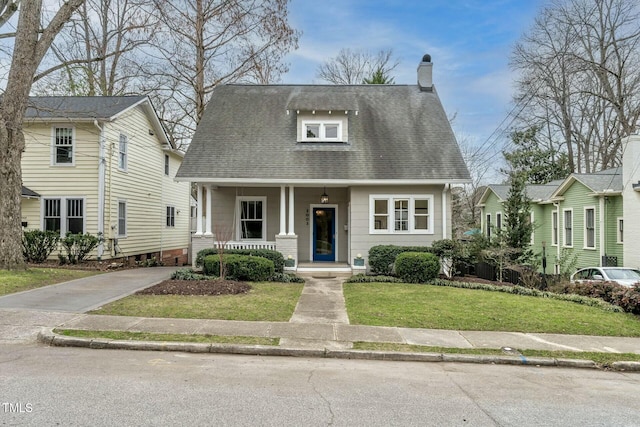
xmin=417 ymin=54 xmax=433 ymax=91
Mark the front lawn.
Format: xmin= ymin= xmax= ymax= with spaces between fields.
xmin=344 ymin=282 xmax=640 ymax=337
xmin=91 ymin=282 xmax=303 ymax=321
xmin=0 ymin=268 xmax=100 ymax=296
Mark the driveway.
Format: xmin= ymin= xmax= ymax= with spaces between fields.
xmin=0 ymin=267 xmax=175 ymax=313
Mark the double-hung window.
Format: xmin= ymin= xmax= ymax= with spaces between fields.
xmin=617 ymin=218 xmax=624 ymax=243
xmin=370 ymin=195 xmax=433 ymax=234
xmin=238 ymin=197 xmax=265 ymax=239
xmin=164 ymin=154 xmax=170 ymax=176
xmin=53 ymin=127 xmax=74 ymax=165
xmin=563 ymin=209 xmax=573 ymax=247
xmin=43 ymin=197 xmax=84 ymax=235
xmin=496 ymin=212 xmax=502 ymax=230
xmin=486 ymin=214 xmax=492 ymax=239
xmin=166 ymin=206 xmax=175 ymax=227
xmin=584 ymin=207 xmax=595 ymax=249
xmin=119 ymin=134 xmax=128 ymax=171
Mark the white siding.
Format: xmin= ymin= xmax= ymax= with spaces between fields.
xmin=623 ymin=134 xmax=640 ymax=268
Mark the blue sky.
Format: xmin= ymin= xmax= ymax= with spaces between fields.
xmin=283 ymin=0 xmax=545 ymax=172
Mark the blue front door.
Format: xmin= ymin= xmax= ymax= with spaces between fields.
xmin=313 ymin=207 xmax=335 ymax=262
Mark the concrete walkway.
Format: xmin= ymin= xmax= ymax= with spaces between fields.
xmin=2 ymin=268 xmax=640 ymax=369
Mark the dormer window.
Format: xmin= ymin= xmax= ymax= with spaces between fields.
xmin=302 ymin=120 xmax=342 ymax=142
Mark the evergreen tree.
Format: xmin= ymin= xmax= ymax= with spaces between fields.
xmin=503 ymin=171 xmax=534 ymax=262
xmin=362 ymin=67 xmax=395 ymax=84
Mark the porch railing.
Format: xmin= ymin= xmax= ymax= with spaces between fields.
xmin=215 ymin=241 xmax=276 ymax=251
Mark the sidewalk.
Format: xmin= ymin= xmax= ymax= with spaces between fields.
xmin=2 ymin=268 xmax=640 ymax=370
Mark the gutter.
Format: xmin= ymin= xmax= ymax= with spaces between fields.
xmin=94 ymin=120 xmax=106 ymax=259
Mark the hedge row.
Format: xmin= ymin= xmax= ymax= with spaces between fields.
xmin=395 ymin=252 xmax=440 ymax=283
xmin=368 ymin=245 xmax=434 ymax=275
xmin=203 ymin=254 xmax=274 ymax=282
xmin=196 ymin=248 xmax=284 ymax=273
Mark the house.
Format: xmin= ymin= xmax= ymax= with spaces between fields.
xmin=176 ymin=55 xmax=471 ymax=272
xmin=623 ymin=133 xmax=640 ymax=269
xmin=20 ymin=96 xmax=190 ymax=265
xmin=478 ymin=168 xmax=623 ymax=273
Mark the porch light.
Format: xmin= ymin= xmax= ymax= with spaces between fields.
xmin=320 ymin=187 xmax=329 ymax=204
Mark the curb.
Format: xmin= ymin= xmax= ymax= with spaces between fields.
xmin=38 ymin=330 xmax=633 ymax=371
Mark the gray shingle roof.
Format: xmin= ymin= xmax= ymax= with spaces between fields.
xmin=486 ymin=179 xmax=566 ymax=203
xmin=572 ymin=167 xmax=622 ymax=192
xmin=177 ymin=84 xmax=470 ymax=182
xmin=25 ymin=96 xmax=146 ymax=120
xmin=21 ymin=186 xmax=40 ymax=198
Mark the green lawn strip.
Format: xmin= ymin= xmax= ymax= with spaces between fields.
xmin=353 ymin=342 xmax=640 ymax=366
xmin=54 ymin=329 xmax=278 ymax=346
xmin=344 ymin=282 xmax=640 ymax=337
xmin=0 ymin=268 xmax=100 ymax=296
xmin=90 ymin=282 xmax=304 ymax=321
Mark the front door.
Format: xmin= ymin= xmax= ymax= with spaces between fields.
xmin=313 ymin=207 xmax=335 ymax=262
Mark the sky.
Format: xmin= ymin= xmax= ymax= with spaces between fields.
xmin=282 ymin=0 xmax=545 ymax=180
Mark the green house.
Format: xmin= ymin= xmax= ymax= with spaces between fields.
xmin=478 ymin=168 xmax=622 ymax=274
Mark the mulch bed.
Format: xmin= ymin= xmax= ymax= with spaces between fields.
xmin=136 ymin=279 xmax=252 ymax=296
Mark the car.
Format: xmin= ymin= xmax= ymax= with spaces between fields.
xmin=570 ymin=267 xmax=640 ymax=287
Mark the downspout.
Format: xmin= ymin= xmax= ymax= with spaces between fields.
xmin=554 ymin=202 xmax=560 ymax=274
xmin=442 ymin=184 xmax=449 ymax=239
xmin=94 ymin=120 xmax=105 ymax=259
xmin=599 ymin=196 xmax=605 ymax=267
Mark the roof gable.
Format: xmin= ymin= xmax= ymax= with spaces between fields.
xmin=550 ymin=167 xmax=622 ymax=199
xmin=177 ymin=84 xmax=470 ymax=183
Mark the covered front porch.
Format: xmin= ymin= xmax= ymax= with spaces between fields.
xmin=191 ymin=184 xmax=360 ymax=273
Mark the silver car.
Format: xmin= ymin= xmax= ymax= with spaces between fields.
xmin=570 ymin=267 xmax=640 ymax=287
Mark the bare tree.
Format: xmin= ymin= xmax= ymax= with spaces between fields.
xmin=316 ymin=48 xmax=399 ymax=85
xmin=510 ymin=0 xmax=640 ymax=173
xmin=145 ymin=0 xmax=300 ymax=148
xmin=32 ymin=0 xmax=157 ymax=96
xmin=0 ymin=0 xmax=85 ymax=270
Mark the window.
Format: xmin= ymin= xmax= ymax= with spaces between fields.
xmin=301 ymin=121 xmax=342 ymax=142
xmin=584 ymin=207 xmax=595 ymax=249
xmin=43 ymin=197 xmax=84 ymax=235
xmin=486 ymin=214 xmax=492 ymax=239
xmin=552 ymin=211 xmax=558 ymax=246
xmin=239 ymin=198 xmax=265 ymax=239
xmin=53 ymin=127 xmax=74 ymax=165
xmin=118 ymin=134 xmax=128 ymax=170
xmin=164 ymin=154 xmax=170 ymax=176
xmin=496 ymin=212 xmax=502 ymax=230
xmin=529 ymin=212 xmax=534 ymax=245
xmin=369 ymin=195 xmax=433 ymax=234
xmin=166 ymin=206 xmax=175 ymax=227
xmin=617 ymin=218 xmax=623 ymax=244
xmin=118 ymin=201 xmax=127 ymax=236
xmin=563 ymin=209 xmax=573 ymax=247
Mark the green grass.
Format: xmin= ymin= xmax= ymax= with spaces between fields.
xmin=344 ymin=282 xmax=640 ymax=337
xmin=91 ymin=282 xmax=304 ymax=321
xmin=53 ymin=329 xmax=278 ymax=346
xmin=0 ymin=268 xmax=100 ymax=296
xmin=353 ymin=342 xmax=640 ymax=367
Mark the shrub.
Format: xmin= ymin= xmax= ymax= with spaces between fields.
xmin=269 ymin=272 xmax=305 ymax=283
xmin=196 ymin=248 xmax=284 ymax=273
xmin=368 ymin=245 xmax=433 ymax=275
xmin=203 ymin=254 xmax=274 ymax=281
xmin=345 ymin=274 xmax=402 ymax=283
xmin=612 ymin=286 xmax=640 ymax=315
xmin=564 ymin=281 xmax=640 ymax=315
xmin=60 ymin=232 xmax=102 ymax=264
xmin=23 ymin=230 xmax=59 ymax=263
xmin=395 ymin=252 xmax=440 ymax=283
xmin=171 ymin=268 xmax=208 ymax=280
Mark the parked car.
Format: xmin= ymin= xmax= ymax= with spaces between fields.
xmin=570 ymin=267 xmax=640 ymax=287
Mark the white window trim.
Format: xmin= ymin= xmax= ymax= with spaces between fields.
xmin=301 ymin=120 xmax=343 ymax=142
xmin=236 ymin=196 xmax=267 ymax=240
xmin=164 ymin=154 xmax=170 ymax=176
xmin=368 ymin=194 xmax=434 ymax=235
xmin=166 ymin=205 xmax=176 ymax=228
xmin=51 ymin=126 xmax=76 ymax=166
xmin=118 ymin=133 xmax=128 ymax=172
xmin=617 ymin=217 xmax=623 ymax=244
xmin=117 ymin=200 xmax=127 ymax=238
xmin=41 ymin=196 xmax=86 ymax=236
xmin=551 ymin=211 xmax=559 ymax=246
xmin=495 ymin=212 xmax=502 ymax=230
xmin=486 ymin=213 xmax=492 ymax=239
xmin=563 ymin=208 xmax=573 ymax=248
xmin=583 ymin=206 xmax=596 ymax=250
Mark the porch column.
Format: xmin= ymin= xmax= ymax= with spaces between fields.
xmin=195 ymin=183 xmax=203 ymax=235
xmin=279 ymin=185 xmax=286 ymax=235
xmin=204 ymin=185 xmax=212 ymax=236
xmin=442 ymin=184 xmax=449 ymax=239
xmin=599 ymin=196 xmax=605 ymax=266
xmin=288 ymin=185 xmax=295 ymax=235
